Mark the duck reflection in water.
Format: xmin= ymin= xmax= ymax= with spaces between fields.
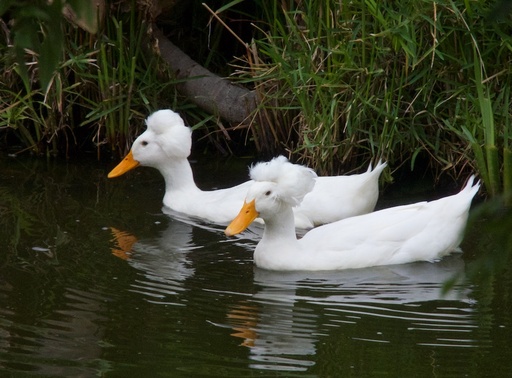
xmin=225 ymin=256 xmax=474 ymax=372
xmin=108 ymin=210 xmax=261 ymax=301
xmin=109 ymin=216 xmax=200 ymax=300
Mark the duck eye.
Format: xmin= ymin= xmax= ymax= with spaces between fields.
xmin=265 ymin=190 xmax=271 ymax=196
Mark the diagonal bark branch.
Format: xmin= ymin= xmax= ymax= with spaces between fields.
xmin=153 ymin=27 xmax=257 ymax=124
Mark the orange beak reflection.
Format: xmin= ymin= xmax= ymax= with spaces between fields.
xmin=110 ymin=227 xmax=137 ymax=260
xmin=225 ymin=199 xmax=259 ymax=236
xmin=108 ymin=150 xmax=140 ymax=178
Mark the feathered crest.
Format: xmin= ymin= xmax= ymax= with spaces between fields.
xmin=250 ymin=156 xmax=317 ymax=206
xmin=145 ymin=109 xmax=192 ymax=158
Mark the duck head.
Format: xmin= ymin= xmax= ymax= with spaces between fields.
xmin=225 ymin=156 xmax=317 ymax=236
xmin=108 ymin=109 xmax=192 ymax=178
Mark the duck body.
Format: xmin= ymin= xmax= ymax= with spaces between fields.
xmin=108 ymin=109 xmax=386 ymax=228
xmin=225 ymin=157 xmax=480 ymax=271
xmin=299 ymin=160 xmax=386 ymax=227
xmin=157 ymin=157 xmax=255 ymax=224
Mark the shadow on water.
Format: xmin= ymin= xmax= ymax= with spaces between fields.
xmin=0 ymin=154 xmax=511 ymax=376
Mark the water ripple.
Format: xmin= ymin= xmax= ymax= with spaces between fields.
xmin=217 ymin=255 xmax=479 ymax=372
xmin=0 ymin=286 xmax=113 ymax=376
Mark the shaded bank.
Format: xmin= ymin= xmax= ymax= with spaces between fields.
xmin=1 ymin=0 xmax=511 ymax=199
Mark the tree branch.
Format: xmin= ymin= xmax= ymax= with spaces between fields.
xmin=153 ymin=27 xmax=257 ymax=124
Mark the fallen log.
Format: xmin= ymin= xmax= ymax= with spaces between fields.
xmin=153 ymin=27 xmax=257 ymax=124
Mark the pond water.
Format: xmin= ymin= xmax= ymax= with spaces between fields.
xmin=0 ymin=154 xmax=511 ymax=377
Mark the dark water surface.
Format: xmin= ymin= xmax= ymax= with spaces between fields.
xmin=1 ymin=155 xmax=511 ymax=377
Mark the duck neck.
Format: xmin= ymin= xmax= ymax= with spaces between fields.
xmin=261 ymin=205 xmax=298 ymax=244
xmin=159 ymin=157 xmax=200 ymax=193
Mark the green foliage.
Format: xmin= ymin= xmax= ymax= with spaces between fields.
xmin=231 ymin=0 xmax=512 ymax=195
xmin=462 ymin=194 xmax=512 ymax=289
xmin=0 ymin=0 xmax=97 ymax=91
xmin=0 ymin=0 xmax=176 ymax=157
xmin=79 ymin=7 xmax=173 ymax=155
xmin=2 ymin=0 xmax=512 ymax=196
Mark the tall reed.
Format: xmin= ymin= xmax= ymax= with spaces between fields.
xmin=80 ymin=6 xmax=165 ymax=155
xmin=231 ymin=0 xmax=512 ymax=196
xmin=0 ymin=0 xmax=175 ymax=157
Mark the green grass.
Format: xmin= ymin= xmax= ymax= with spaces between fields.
xmin=228 ymin=0 xmax=512 ymax=198
xmin=2 ymin=0 xmax=511 ymax=199
xmin=0 ymin=0 xmax=177 ymax=157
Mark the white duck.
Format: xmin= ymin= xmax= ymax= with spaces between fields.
xmin=108 ymin=109 xmax=387 ymax=228
xmin=225 ymin=156 xmax=480 ymax=271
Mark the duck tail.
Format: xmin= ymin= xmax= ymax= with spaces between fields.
xmin=462 ymin=175 xmax=481 ymax=200
xmin=367 ymin=159 xmax=388 ymax=175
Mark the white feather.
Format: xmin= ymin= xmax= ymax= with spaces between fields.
xmin=250 ymin=156 xmax=317 ymax=207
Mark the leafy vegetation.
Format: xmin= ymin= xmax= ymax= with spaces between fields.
xmin=0 ymin=0 xmax=177 ymax=157
xmin=231 ymin=0 xmax=512 ymax=199
xmin=1 ymin=0 xmax=511 ymax=199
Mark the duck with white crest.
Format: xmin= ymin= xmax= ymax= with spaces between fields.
xmin=108 ymin=109 xmax=387 ymax=228
xmin=225 ymin=156 xmax=480 ymax=271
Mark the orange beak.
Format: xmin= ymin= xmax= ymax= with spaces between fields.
xmin=108 ymin=150 xmax=140 ymax=178
xmin=225 ymin=199 xmax=259 ymax=236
